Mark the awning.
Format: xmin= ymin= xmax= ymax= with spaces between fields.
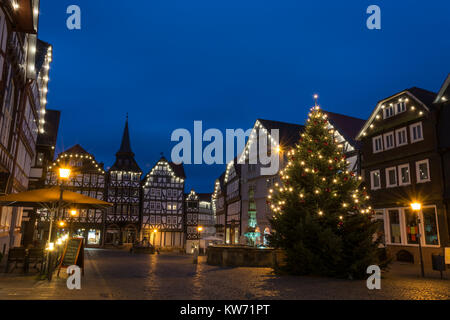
xmin=0 ymin=187 xmax=112 ymax=209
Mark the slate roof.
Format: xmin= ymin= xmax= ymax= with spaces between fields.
xmin=110 ymin=118 xmax=141 ymax=172
xmin=257 ymin=119 xmax=304 ymax=148
xmin=323 ymin=110 xmax=366 ymax=148
xmin=198 ymin=193 xmax=212 ymax=202
xmin=64 ymin=144 xmax=90 ymax=155
xmin=168 ymin=161 xmax=186 ymax=179
xmin=407 ymin=87 xmax=437 ymax=108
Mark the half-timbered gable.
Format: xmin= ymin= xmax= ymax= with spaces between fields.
xmin=323 ymin=111 xmax=365 ymax=174
xmin=356 ymin=85 xmax=450 ymax=267
xmin=141 ymin=157 xmax=185 ymax=249
xmin=105 ymin=118 xmax=142 ymax=244
xmin=185 ymin=189 xmax=200 ymax=242
xmin=43 ymin=144 xmax=106 ymax=246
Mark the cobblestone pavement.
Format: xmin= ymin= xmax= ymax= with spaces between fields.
xmin=0 ymin=248 xmax=449 ymax=300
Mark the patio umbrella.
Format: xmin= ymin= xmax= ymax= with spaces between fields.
xmin=0 ymin=186 xmax=112 ymax=209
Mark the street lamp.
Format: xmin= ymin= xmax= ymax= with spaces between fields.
xmin=43 ymin=167 xmax=72 ymax=280
xmin=152 ymin=229 xmax=157 ymax=247
xmin=59 ymin=168 xmax=71 ymax=179
xmin=197 ymin=226 xmax=203 ymax=254
xmin=411 ymin=202 xmax=425 ymax=277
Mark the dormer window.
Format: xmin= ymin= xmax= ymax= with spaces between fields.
xmin=383 ymin=105 xmax=394 ymax=119
xmin=396 ymin=102 xmax=406 ymax=114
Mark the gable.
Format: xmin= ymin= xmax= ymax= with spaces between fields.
xmin=434 ymin=74 xmax=450 ymax=104
xmin=357 ymin=90 xmax=434 ymax=140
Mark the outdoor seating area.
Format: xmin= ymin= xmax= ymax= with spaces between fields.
xmin=3 ymin=247 xmax=45 ymax=274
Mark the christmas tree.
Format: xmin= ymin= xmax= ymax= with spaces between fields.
xmin=268 ymin=105 xmax=383 ymax=279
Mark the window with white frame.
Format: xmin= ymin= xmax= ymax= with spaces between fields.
xmin=398 ymin=164 xmax=410 ymax=186
xmin=383 ymin=132 xmax=395 ymax=150
xmin=395 ymin=127 xmax=408 ymax=146
xmin=373 ymin=210 xmax=385 ymax=246
xmin=370 ymin=170 xmax=381 ymax=190
xmin=383 ymin=105 xmax=394 ymax=119
xmin=388 ymin=209 xmax=401 ymax=244
xmin=385 ymin=167 xmax=397 ymax=187
xmin=410 ymin=122 xmax=423 ymax=143
xmin=372 ymin=135 xmax=383 ymax=153
xmin=396 ymin=102 xmax=406 ymax=114
xmin=416 ymin=159 xmax=430 ymax=183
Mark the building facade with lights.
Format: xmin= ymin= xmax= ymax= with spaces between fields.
xmin=22 ymin=108 xmax=60 ymax=247
xmin=185 ymin=190 xmax=214 ymax=253
xmin=223 ymin=158 xmax=241 ymax=245
xmin=238 ymin=113 xmax=365 ymax=246
xmin=105 ymin=118 xmax=142 ymax=245
xmin=212 ymin=172 xmax=226 ymax=241
xmin=357 ymin=83 xmax=450 ymax=266
xmin=41 ymin=144 xmax=106 ymax=247
xmin=239 ymin=119 xmax=304 ymax=246
xmin=141 ymin=156 xmax=186 ymax=250
xmin=0 ymin=0 xmax=50 ymax=254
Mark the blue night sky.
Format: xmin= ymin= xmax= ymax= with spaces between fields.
xmin=38 ymin=0 xmax=450 ymax=193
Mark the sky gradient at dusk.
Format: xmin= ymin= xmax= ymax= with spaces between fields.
xmin=38 ymin=0 xmax=450 ymax=192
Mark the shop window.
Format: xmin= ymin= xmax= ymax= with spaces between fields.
xmin=388 ymin=209 xmax=401 ymax=243
xmin=404 ymin=209 xmax=419 ymax=244
xmin=87 ymin=229 xmax=101 ymax=245
xmin=423 ymin=207 xmax=439 ymax=245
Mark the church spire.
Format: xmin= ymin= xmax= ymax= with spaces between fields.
xmin=117 ymin=114 xmax=132 ymax=154
xmin=110 ymin=114 xmax=141 ymax=173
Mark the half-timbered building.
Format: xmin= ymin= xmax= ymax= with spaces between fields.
xmin=0 ymin=0 xmax=47 ymax=253
xmin=105 ymin=117 xmax=142 ymax=245
xmin=356 ymin=84 xmax=450 ymax=267
xmin=22 ymin=108 xmax=60 ymax=247
xmin=212 ymin=172 xmax=225 ymax=241
xmin=41 ymin=144 xmax=106 ymax=247
xmin=240 ymin=119 xmax=304 ymax=246
xmin=185 ymin=189 xmax=200 ymax=252
xmin=141 ymin=156 xmax=185 ymax=250
xmin=224 ymin=158 xmax=241 ymax=245
xmin=185 ymin=190 xmax=214 ymax=252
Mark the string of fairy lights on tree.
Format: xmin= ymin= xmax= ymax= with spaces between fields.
xmin=268 ymin=103 xmax=373 ymax=227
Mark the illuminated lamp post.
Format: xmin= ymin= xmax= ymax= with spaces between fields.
xmin=44 ymin=167 xmax=71 ymax=280
xmin=411 ymin=202 xmax=425 ymax=278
